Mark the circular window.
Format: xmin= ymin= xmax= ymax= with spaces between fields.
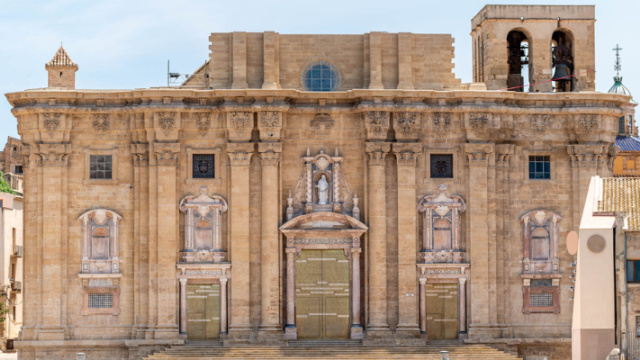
xmin=302 ymin=60 xmax=340 ymax=91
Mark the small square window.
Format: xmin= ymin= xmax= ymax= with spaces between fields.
xmin=88 ymin=293 xmax=113 ymax=309
xmin=192 ymin=154 xmax=215 ymax=179
xmin=13 ymin=165 xmax=23 ymax=175
xmin=529 ymin=156 xmax=550 ymax=179
xmin=430 ymin=154 xmax=453 ymax=178
xmin=89 ymin=155 xmax=112 ymax=179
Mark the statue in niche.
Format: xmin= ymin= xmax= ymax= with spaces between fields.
xmin=316 ymin=175 xmax=329 ymax=205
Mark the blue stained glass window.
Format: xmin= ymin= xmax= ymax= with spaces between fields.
xmin=303 ymin=62 xmax=339 ymax=91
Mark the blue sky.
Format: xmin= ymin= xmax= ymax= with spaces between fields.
xmin=0 ymin=0 xmax=636 ymax=142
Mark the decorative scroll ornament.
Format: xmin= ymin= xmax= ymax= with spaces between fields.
xmin=43 ymin=113 xmax=61 ymax=136
xmin=230 ymin=111 xmax=252 ymax=128
xmin=529 ymin=114 xmax=549 ymax=134
xmin=158 ymin=112 xmax=176 ymax=135
xmin=469 ymin=113 xmax=488 ymax=136
xmin=260 ymin=111 xmax=280 ymax=127
xmin=92 ymin=114 xmax=110 ymax=133
xmin=394 ymin=112 xmax=419 ymax=134
xmin=433 ymin=112 xmax=452 ymax=137
xmin=195 ymin=113 xmax=211 ymax=137
xmin=577 ymin=114 xmax=598 ymax=134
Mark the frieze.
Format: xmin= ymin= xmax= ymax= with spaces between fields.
xmin=393 ymin=112 xmax=420 ymax=138
xmin=422 ymin=269 xmax=462 ymax=275
xmin=157 ymin=112 xmax=176 ymax=135
xmin=184 ymin=270 xmax=225 ymax=276
xmin=468 ymin=113 xmax=489 ymax=136
xmin=290 ymin=238 xmax=353 ymax=244
xmin=310 ymin=113 xmax=334 ymax=133
xmin=529 ymin=114 xmax=549 ymax=134
xmin=194 ymin=113 xmax=211 ymax=137
xmin=259 ymin=111 xmax=280 ymax=127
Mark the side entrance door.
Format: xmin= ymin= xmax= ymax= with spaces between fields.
xmin=295 ymin=249 xmax=350 ymax=339
xmin=425 ymin=283 xmax=458 ymax=339
xmin=187 ymin=283 xmax=220 ymax=339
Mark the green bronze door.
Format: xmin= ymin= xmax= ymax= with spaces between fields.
xmin=296 ymin=249 xmax=350 ymax=339
xmin=187 ymin=284 xmax=220 ymax=339
xmin=425 ymin=283 xmax=458 ymax=339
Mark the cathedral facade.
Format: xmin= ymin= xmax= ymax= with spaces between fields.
xmin=4 ymin=5 xmax=632 ymax=359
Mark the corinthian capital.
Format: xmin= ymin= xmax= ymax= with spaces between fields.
xmin=227 ymin=142 xmax=254 ymax=166
xmin=153 ymin=142 xmax=180 ymax=166
xmin=392 ymin=143 xmax=421 ymax=167
xmin=365 ymin=142 xmax=391 ymax=166
xmin=35 ymin=143 xmax=71 ymax=167
xmin=258 ymin=142 xmax=282 ymax=166
xmin=464 ymin=143 xmax=494 ymax=167
xmin=567 ymin=144 xmax=611 ymax=168
xmin=495 ymin=144 xmax=515 ymax=165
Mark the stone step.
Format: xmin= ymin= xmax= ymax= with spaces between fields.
xmin=144 ymin=344 xmax=523 ymax=360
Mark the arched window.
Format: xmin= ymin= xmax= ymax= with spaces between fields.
xmin=551 ymin=30 xmax=573 ymax=92
xmin=620 ymin=116 xmax=626 ymax=134
xmin=302 ymin=60 xmax=340 ymax=91
xmin=507 ymin=30 xmax=530 ymax=92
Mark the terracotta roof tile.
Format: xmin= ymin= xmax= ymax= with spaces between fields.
xmin=600 ymin=177 xmax=640 ymax=230
xmin=46 ymin=46 xmax=77 ymax=68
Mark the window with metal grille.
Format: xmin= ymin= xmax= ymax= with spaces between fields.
xmin=430 ymin=154 xmax=453 ymax=178
xmin=192 ymin=154 xmax=215 ymax=179
xmin=529 ymin=291 xmax=553 ymax=307
xmin=529 ymin=155 xmax=550 ymax=179
xmin=89 ymin=155 xmax=112 ymax=179
xmin=88 ymin=294 xmax=113 ymax=309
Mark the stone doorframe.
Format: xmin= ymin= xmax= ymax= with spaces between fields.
xmin=416 ymin=263 xmax=470 ymax=339
xmin=280 ymin=212 xmax=368 ymax=340
xmin=176 ymin=263 xmax=231 ymax=337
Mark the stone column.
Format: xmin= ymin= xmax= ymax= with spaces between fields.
xmin=220 ymin=277 xmax=228 ymax=335
xmin=351 ymin=247 xmax=364 ymax=339
xmin=397 ymin=33 xmax=414 ymax=90
xmin=231 ymin=32 xmax=248 ymax=89
xmin=226 ymin=143 xmax=254 ymax=338
xmin=458 ymin=277 xmax=467 ymax=335
xmin=419 ymin=278 xmax=427 ymax=335
xmin=364 ymin=142 xmax=391 ymax=336
xmin=179 ymin=278 xmax=188 ymax=334
xmin=258 ymin=142 xmax=282 ymax=337
xmin=284 ymin=247 xmax=297 ymax=340
xmin=464 ymin=143 xmax=494 ymax=338
xmin=153 ymin=142 xmax=181 ymax=338
xmin=368 ymin=32 xmax=384 ymax=89
xmin=393 ymin=143 xmax=421 ymax=337
xmin=35 ymin=143 xmax=70 ymax=340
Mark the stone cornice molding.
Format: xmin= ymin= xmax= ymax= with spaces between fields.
xmin=153 ymin=142 xmax=180 ymax=166
xmin=227 ymin=142 xmax=254 ymax=166
xmin=464 ymin=143 xmax=494 ymax=167
xmin=258 ymin=142 xmax=282 ymax=166
xmin=365 ymin=142 xmax=391 ymax=166
xmin=567 ymin=144 xmax=617 ymax=169
xmin=35 ymin=143 xmax=71 ymax=167
xmin=131 ymin=143 xmax=149 ymax=167
xmin=392 ymin=143 xmax=421 ymax=167
xmin=495 ymin=144 xmax=515 ymax=166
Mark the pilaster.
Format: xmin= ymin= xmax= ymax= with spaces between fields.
xmin=131 ymin=143 xmax=150 ymax=338
xmin=368 ymin=32 xmax=384 ymax=89
xmin=392 ymin=143 xmax=421 ymax=338
xmin=35 ymin=143 xmax=71 ymax=340
xmin=494 ymin=144 xmax=514 ymax=329
xmin=364 ymin=142 xmax=391 ymax=337
xmin=231 ymin=32 xmax=248 ymax=89
xmin=227 ymin=142 xmax=254 ymax=338
xmin=152 ymin=142 xmax=180 ymax=339
xmin=258 ymin=142 xmax=282 ymax=337
xmin=262 ymin=31 xmax=280 ymax=90
xmin=397 ymin=33 xmax=414 ymax=90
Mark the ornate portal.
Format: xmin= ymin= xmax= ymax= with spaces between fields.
xmin=179 ymin=186 xmax=228 ymax=263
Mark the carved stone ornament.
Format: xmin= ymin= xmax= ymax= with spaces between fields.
xmin=153 ymin=142 xmax=180 ymax=166
xmin=365 ymin=142 xmax=391 ymax=166
xmin=131 ymin=143 xmax=149 ymax=167
xmin=520 ymin=209 xmax=562 ymax=274
xmin=227 ymin=142 xmax=254 ymax=166
xmin=464 ymin=143 xmax=494 ymax=167
xmin=468 ymin=113 xmax=489 ymax=136
xmin=310 ymin=113 xmax=334 ymax=133
xmin=78 ymin=208 xmax=123 ymax=274
xmin=260 ymin=111 xmax=280 ymax=127
xmin=195 ymin=113 xmax=211 ymax=137
xmin=43 ymin=113 xmax=61 ymax=136
xmin=258 ymin=142 xmax=282 ymax=166
xmin=363 ymin=111 xmax=390 ymax=140
xmin=393 ymin=112 xmax=420 ymax=139
xmin=529 ymin=114 xmax=549 ymax=134
xmin=495 ymin=144 xmax=515 ymax=163
xmin=433 ymin=112 xmax=452 ymax=137
xmin=230 ymin=112 xmax=252 ymax=128
xmin=92 ymin=114 xmax=110 ymax=133
xmin=35 ymin=143 xmax=71 ymax=167
xmin=567 ymin=144 xmax=610 ymax=168
xmin=392 ymin=143 xmax=421 ymax=167
xmin=577 ymin=114 xmax=598 ymax=134
xmin=157 ymin=112 xmax=176 ymax=135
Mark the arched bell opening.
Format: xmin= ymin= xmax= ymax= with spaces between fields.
xmin=507 ymin=29 xmax=531 ymax=92
xmin=551 ymin=29 xmax=574 ymax=92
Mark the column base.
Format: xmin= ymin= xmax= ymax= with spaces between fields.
xmin=350 ymin=324 xmax=365 ymax=340
xmin=153 ymin=325 xmax=180 ymax=340
xmin=395 ymin=324 xmax=421 ymax=338
xmin=363 ymin=325 xmax=393 ymax=345
xmin=227 ymin=325 xmax=253 ymax=340
xmin=37 ymin=327 xmax=65 ymax=341
xmin=467 ymin=324 xmax=504 ymax=340
xmin=283 ymin=325 xmax=297 ymax=340
xmin=257 ymin=325 xmax=284 ymax=340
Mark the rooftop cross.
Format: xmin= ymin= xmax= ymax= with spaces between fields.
xmin=613 ymin=43 xmax=623 ymax=76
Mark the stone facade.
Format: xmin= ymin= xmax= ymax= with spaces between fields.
xmin=3 ymin=4 xmax=634 ymax=360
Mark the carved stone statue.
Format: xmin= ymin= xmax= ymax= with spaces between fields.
xmin=316 ymin=175 xmax=329 ymax=205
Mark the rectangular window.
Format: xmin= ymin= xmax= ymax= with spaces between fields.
xmin=637 ymin=316 xmax=640 ymax=337
xmin=192 ymin=154 xmax=215 ymax=179
xmin=89 ymin=155 xmax=112 ymax=179
xmin=529 ymin=156 xmax=550 ymax=179
xmin=627 ymin=260 xmax=640 ymax=283
xmin=430 ymin=154 xmax=453 ymax=178
xmin=88 ymin=293 xmax=113 ymax=309
xmin=13 ymin=165 xmax=23 ymax=175
xmin=529 ymin=291 xmax=554 ymax=307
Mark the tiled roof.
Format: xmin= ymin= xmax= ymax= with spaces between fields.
xmin=599 ymin=177 xmax=640 ymax=230
xmin=615 ymin=135 xmax=640 ymax=152
xmin=46 ymin=46 xmax=77 ymax=68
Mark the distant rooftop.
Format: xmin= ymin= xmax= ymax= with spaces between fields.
xmin=599 ymin=177 xmax=640 ymax=231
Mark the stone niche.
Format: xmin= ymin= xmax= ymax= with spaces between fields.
xmin=179 ymin=186 xmax=228 ymax=263
xmin=417 ymin=184 xmax=466 ymax=263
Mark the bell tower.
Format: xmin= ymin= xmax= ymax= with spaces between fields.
xmin=45 ymin=45 xmax=78 ymax=89
xmin=471 ymin=5 xmax=595 ymax=92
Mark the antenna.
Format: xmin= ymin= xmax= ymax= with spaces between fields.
xmin=167 ymin=60 xmax=190 ymax=87
xmin=613 ymin=44 xmax=623 ymax=77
